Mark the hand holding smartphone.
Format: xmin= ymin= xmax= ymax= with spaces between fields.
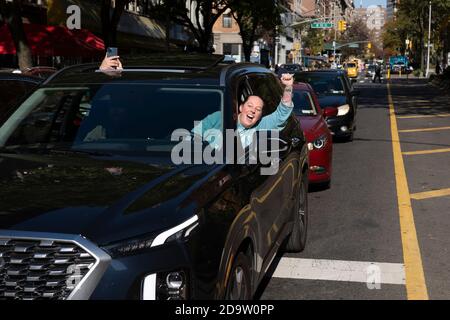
xmin=100 ymin=47 xmax=122 ymax=71
xmin=106 ymin=47 xmax=118 ymax=58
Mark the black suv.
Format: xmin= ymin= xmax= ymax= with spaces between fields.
xmin=295 ymin=70 xmax=359 ymax=141
xmin=0 ymin=55 xmax=309 ymax=300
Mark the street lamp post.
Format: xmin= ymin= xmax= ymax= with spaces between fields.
xmin=426 ymin=1 xmax=432 ymax=78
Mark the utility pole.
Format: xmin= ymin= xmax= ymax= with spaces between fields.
xmin=425 ymin=1 xmax=432 ymax=78
xmin=275 ymin=26 xmax=279 ymax=67
xmin=333 ymin=2 xmax=337 ymax=61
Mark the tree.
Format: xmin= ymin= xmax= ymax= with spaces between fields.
xmin=100 ymin=0 xmax=133 ymax=48
xmin=229 ymin=0 xmax=281 ymax=62
xmin=148 ymin=0 xmax=230 ymax=53
xmin=0 ymin=0 xmax=32 ymax=70
xmin=339 ymin=17 xmax=370 ymax=59
xmin=390 ymin=0 xmax=450 ymax=73
xmin=302 ymin=28 xmax=324 ymax=56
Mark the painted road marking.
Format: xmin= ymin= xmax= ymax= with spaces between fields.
xmin=397 ymin=114 xmax=450 ymax=119
xmin=403 ymin=148 xmax=450 ymax=156
xmin=387 ymin=82 xmax=429 ymax=300
xmin=399 ymin=126 xmax=450 ymax=133
xmin=411 ymin=188 xmax=450 ymax=200
xmin=272 ymin=258 xmax=405 ymax=285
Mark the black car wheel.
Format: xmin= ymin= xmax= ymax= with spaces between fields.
xmin=225 ymin=252 xmax=252 ymax=300
xmin=286 ymin=174 xmax=308 ymax=252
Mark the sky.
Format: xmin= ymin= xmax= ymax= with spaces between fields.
xmin=357 ymin=0 xmax=387 ymax=7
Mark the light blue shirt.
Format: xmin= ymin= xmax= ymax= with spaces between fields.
xmin=192 ymin=100 xmax=294 ymax=148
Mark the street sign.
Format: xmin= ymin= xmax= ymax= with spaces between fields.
xmin=349 ymin=43 xmax=359 ymax=48
xmin=311 ymin=22 xmax=333 ymax=29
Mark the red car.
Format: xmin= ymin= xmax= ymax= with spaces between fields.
xmin=292 ymin=82 xmax=333 ymax=188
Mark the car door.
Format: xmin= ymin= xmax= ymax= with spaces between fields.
xmin=237 ymin=73 xmax=301 ymax=262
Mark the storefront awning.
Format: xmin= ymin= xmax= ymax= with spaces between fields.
xmin=0 ymin=23 xmax=104 ymax=57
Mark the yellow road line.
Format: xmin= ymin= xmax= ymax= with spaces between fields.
xmin=399 ymin=126 xmax=450 ymax=133
xmin=403 ymin=148 xmax=450 ymax=156
xmin=397 ymin=114 xmax=450 ymax=119
xmin=411 ymin=188 xmax=450 ymax=200
xmin=387 ymin=82 xmax=429 ymax=300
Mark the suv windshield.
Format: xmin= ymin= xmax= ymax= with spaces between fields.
xmin=0 ymin=83 xmax=223 ymax=155
xmin=294 ymin=73 xmax=345 ymax=96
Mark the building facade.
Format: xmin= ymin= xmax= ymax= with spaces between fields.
xmin=353 ymin=4 xmax=386 ymax=46
xmin=211 ymin=9 xmax=243 ymax=62
xmin=387 ymin=0 xmax=400 ymax=20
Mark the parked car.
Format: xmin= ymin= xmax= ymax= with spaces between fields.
xmin=292 ymin=82 xmax=333 ymax=187
xmin=294 ymin=70 xmax=359 ymax=141
xmin=0 ymin=55 xmax=309 ymax=300
xmin=343 ymin=62 xmax=358 ymax=79
xmin=0 ymin=73 xmax=42 ymax=125
xmin=22 ymin=66 xmax=57 ymax=79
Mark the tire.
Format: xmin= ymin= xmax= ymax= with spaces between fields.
xmin=286 ymin=174 xmax=308 ymax=252
xmin=225 ymin=252 xmax=252 ymax=300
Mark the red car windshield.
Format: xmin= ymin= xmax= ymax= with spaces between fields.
xmin=292 ymin=90 xmax=317 ymax=116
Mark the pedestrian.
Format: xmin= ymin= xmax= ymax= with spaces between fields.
xmin=373 ymin=63 xmax=382 ymax=83
xmin=435 ymin=60 xmax=441 ymax=75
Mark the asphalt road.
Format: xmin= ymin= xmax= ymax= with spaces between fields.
xmin=258 ymin=74 xmax=450 ymax=300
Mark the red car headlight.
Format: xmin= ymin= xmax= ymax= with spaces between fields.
xmin=313 ymin=135 xmax=328 ymax=149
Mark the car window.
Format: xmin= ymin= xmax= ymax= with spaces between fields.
xmin=293 ymin=91 xmax=317 ymax=116
xmin=0 ymin=80 xmax=37 ymax=117
xmin=246 ymin=74 xmax=282 ymax=116
xmin=0 ymin=84 xmax=224 ymax=154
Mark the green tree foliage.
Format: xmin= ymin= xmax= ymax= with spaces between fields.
xmin=229 ymin=0 xmax=281 ymax=62
xmin=148 ymin=0 xmax=230 ymax=53
xmin=302 ymin=28 xmax=324 ymax=56
xmin=383 ymin=0 xmax=450 ymax=71
xmin=100 ymin=0 xmax=133 ymax=48
xmin=339 ymin=17 xmax=370 ymax=59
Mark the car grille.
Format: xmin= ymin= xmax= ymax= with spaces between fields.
xmin=0 ymin=237 xmax=97 ymax=300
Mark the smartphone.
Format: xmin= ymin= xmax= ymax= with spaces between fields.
xmin=106 ymin=47 xmax=118 ymax=58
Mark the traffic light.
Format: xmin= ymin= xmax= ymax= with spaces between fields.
xmin=338 ymin=20 xmax=347 ymax=32
xmin=368 ymin=42 xmax=372 ymax=49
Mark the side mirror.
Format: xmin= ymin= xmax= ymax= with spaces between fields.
xmin=323 ymin=107 xmax=338 ymax=117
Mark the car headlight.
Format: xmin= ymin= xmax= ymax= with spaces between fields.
xmin=313 ymin=135 xmax=327 ymax=149
xmin=104 ymin=215 xmax=199 ymax=257
xmin=337 ymin=104 xmax=350 ymax=116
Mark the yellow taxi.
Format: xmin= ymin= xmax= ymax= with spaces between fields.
xmin=344 ymin=62 xmax=358 ymax=78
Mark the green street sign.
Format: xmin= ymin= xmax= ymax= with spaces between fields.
xmin=311 ymin=22 xmax=333 ymax=29
xmin=348 ymin=43 xmax=360 ymax=48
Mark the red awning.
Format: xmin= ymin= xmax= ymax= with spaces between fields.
xmin=0 ymin=23 xmax=104 ymax=57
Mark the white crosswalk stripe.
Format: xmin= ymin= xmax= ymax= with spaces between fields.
xmin=273 ymin=257 xmax=405 ymax=285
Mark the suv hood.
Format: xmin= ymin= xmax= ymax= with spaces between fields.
xmin=0 ymin=151 xmax=213 ymax=245
xmin=317 ymin=95 xmax=347 ymax=108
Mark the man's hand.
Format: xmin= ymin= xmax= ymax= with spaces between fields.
xmin=280 ymin=73 xmax=294 ymax=105
xmin=99 ymin=54 xmax=123 ymax=71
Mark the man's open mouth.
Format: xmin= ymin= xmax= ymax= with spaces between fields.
xmin=247 ymin=114 xmax=255 ymax=121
